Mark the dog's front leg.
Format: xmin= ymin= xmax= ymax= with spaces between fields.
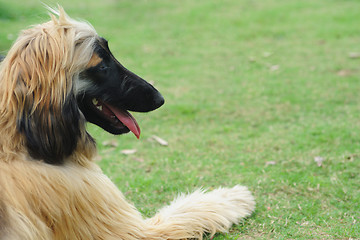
xmin=144 ymin=185 xmax=255 ymax=240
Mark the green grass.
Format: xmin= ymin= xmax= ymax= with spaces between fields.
xmin=1 ymin=0 xmax=359 ymax=238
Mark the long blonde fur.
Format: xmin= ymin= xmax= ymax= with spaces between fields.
xmin=0 ymin=7 xmax=255 ymax=240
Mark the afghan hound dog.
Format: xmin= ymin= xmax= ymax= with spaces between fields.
xmin=0 ymin=7 xmax=255 ymax=240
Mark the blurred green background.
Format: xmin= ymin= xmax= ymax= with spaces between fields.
xmin=1 ymin=0 xmax=359 ymax=239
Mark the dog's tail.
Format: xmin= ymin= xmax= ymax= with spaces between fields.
xmin=145 ymin=185 xmax=255 ymax=239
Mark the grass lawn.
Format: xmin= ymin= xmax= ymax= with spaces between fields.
xmin=1 ymin=0 xmax=359 ymax=239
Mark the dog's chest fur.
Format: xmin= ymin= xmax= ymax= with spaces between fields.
xmin=0 ymin=160 xmax=147 ymax=240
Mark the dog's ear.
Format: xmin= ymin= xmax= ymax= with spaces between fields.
xmin=17 ymin=91 xmax=81 ymax=164
xmin=12 ymin=26 xmax=82 ymax=164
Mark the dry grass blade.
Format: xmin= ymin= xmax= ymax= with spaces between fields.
xmin=150 ymin=135 xmax=168 ymax=146
xmin=121 ymin=149 xmax=137 ymax=155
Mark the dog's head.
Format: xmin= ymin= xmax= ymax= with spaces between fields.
xmin=0 ymin=7 xmax=163 ymax=164
xmin=76 ymin=37 xmax=164 ymax=138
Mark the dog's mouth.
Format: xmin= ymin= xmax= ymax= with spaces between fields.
xmin=90 ymin=98 xmax=141 ymax=138
xmin=79 ymin=96 xmax=142 ymax=138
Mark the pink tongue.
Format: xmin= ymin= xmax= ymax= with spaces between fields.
xmin=107 ymin=105 xmax=141 ymax=139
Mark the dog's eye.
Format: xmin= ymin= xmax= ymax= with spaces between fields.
xmin=98 ymin=64 xmax=109 ymax=71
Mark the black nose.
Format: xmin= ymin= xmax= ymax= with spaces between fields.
xmin=153 ymin=91 xmax=165 ymax=109
xmin=123 ymin=82 xmax=165 ymax=113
